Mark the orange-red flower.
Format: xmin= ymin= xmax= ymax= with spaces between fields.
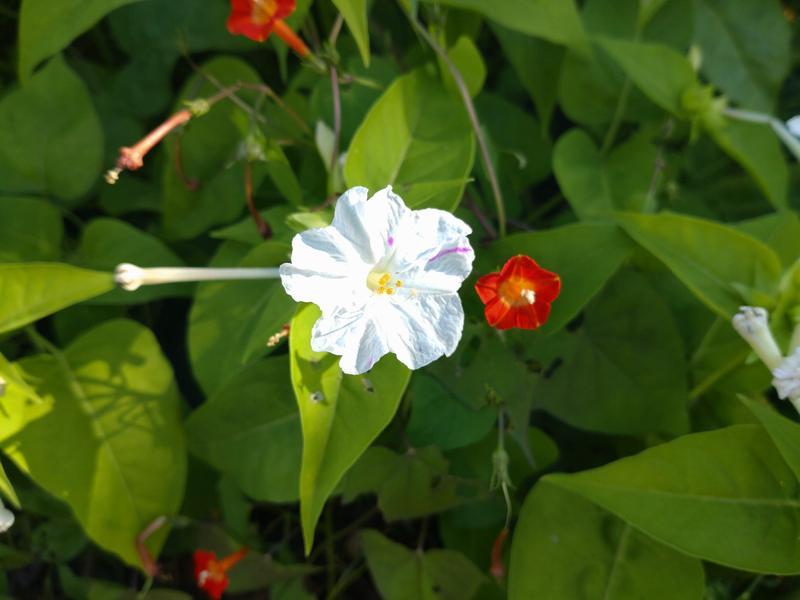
xmin=193 ymin=548 xmax=248 ymax=600
xmin=475 ymin=255 xmax=561 ymax=330
xmin=227 ymin=0 xmax=310 ymax=57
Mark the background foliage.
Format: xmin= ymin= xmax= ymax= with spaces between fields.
xmin=1 ymin=0 xmax=800 ymax=598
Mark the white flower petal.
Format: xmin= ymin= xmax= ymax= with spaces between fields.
xmin=280 ymin=225 xmax=370 ymax=312
xmin=380 ymin=293 xmax=465 ymax=370
xmin=0 ymin=500 xmax=14 ymax=533
xmin=787 ymin=115 xmax=800 ymax=138
xmin=332 ymin=186 xmax=408 ymax=264
xmin=311 ymin=306 xmax=389 ymax=375
xmin=773 ymin=347 xmax=800 ymax=401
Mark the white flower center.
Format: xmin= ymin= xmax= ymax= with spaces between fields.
xmin=520 ymin=289 xmax=536 ymax=305
xmin=366 ymin=270 xmax=404 ymax=296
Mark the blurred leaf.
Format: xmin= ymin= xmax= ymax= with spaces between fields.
xmin=362 ymin=529 xmax=487 ymax=600
xmin=422 ymin=0 xmax=587 ymax=51
xmin=736 ymin=212 xmax=800 ymax=268
xmin=332 ymin=0 xmax=371 ymax=66
xmin=0 ymin=320 xmax=186 ymax=568
xmin=211 ymin=206 xmax=296 ymax=245
xmin=344 ymin=69 xmax=475 ymax=211
xmin=32 ymin=517 xmax=88 ymax=563
xmin=72 ymin=218 xmax=187 ymax=304
xmin=188 ymin=241 xmax=295 ymax=395
xmin=442 ymin=36 xmax=486 ymax=98
xmin=509 ymin=482 xmax=705 ymax=599
xmin=547 ymin=425 xmax=800 ymax=574
xmin=554 ymin=129 xmax=658 ymax=219
xmin=741 ymin=398 xmax=800 ymax=481
xmin=0 ymin=56 xmax=103 ymax=201
xmin=595 ymin=37 xmax=696 ymax=116
xmin=707 ymin=119 xmax=788 ymax=209
xmin=0 ymin=198 xmax=63 ymax=262
xmin=0 ymin=463 xmax=19 ymax=509
xmin=18 ymin=0 xmax=142 ymax=79
xmin=290 ymin=304 xmax=410 ymax=553
xmin=532 ymin=269 xmax=690 ymax=436
xmin=616 ymin=211 xmax=783 ymax=317
xmin=693 ymin=0 xmax=790 ymax=111
xmin=483 ymin=223 xmax=633 ymax=334
xmin=187 ymin=356 xmax=302 ymax=503
xmin=0 ymin=264 xmax=114 ymax=335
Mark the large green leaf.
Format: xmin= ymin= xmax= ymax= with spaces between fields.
xmin=547 ymin=425 xmax=800 ymax=573
xmin=554 ymin=129 xmax=658 ymax=219
xmin=331 ymin=0 xmax=370 ymax=66
xmin=18 ymin=0 xmax=142 ymax=79
xmin=290 ymin=304 xmax=410 ymax=553
xmin=0 ymin=56 xmax=103 ymax=201
xmin=741 ymin=399 xmax=800 ymax=481
xmin=0 ymin=320 xmax=186 ymax=568
xmin=595 ymin=37 xmax=696 ymax=116
xmin=188 ymin=241 xmax=295 ymax=396
xmin=482 ymin=223 xmax=633 ymax=334
xmin=72 ymin=218 xmax=187 ymax=304
xmin=422 ymin=0 xmax=587 ymax=51
xmin=0 ymin=264 xmax=114 ymax=335
xmin=362 ymin=530 xmax=486 ymax=600
xmin=509 ymin=482 xmax=705 ymax=599
xmin=707 ymin=119 xmax=788 ymax=209
xmin=0 ymin=198 xmax=63 ymax=262
xmin=615 ymin=211 xmax=783 ymax=317
xmin=532 ymin=269 xmax=690 ymax=435
xmin=344 ymin=69 xmax=475 ymax=211
xmin=693 ymin=0 xmax=790 ymax=111
xmin=736 ymin=212 xmax=800 ymax=268
xmin=186 ymin=356 xmax=302 ymax=503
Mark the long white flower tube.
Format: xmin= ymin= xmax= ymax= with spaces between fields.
xmin=114 ymin=263 xmax=280 ymax=291
xmin=732 ymin=306 xmax=783 ymax=370
xmin=0 ymin=498 xmax=13 ymax=533
xmin=280 ymin=186 xmax=474 ymax=375
xmin=774 ymin=348 xmax=800 ymax=412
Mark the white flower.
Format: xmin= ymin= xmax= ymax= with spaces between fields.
xmin=787 ymin=115 xmax=800 ymax=138
xmin=280 ymin=186 xmax=474 ymax=375
xmin=0 ymin=499 xmax=13 ymax=533
xmin=774 ymin=347 xmax=800 ymax=403
xmin=732 ymin=306 xmax=783 ymax=371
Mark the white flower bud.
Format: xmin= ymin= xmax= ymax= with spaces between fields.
xmin=114 ymin=263 xmax=146 ymax=291
xmin=787 ymin=115 xmax=800 ymax=138
xmin=113 ymin=263 xmax=281 ymax=291
xmin=732 ymin=306 xmax=784 ymax=371
xmin=773 ymin=347 xmax=800 ymax=404
xmin=0 ymin=499 xmax=14 ymax=533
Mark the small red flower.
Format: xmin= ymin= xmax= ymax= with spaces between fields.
xmin=227 ymin=0 xmax=310 ymax=57
xmin=475 ymin=255 xmax=561 ymax=330
xmin=193 ymin=548 xmax=248 ymax=600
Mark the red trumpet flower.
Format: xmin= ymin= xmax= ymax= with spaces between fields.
xmin=475 ymin=255 xmax=561 ymax=330
xmin=226 ymin=0 xmax=310 ymax=56
xmin=193 ymin=547 xmax=248 ymax=600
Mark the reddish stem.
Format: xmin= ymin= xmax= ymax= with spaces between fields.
xmin=173 ymin=135 xmax=200 ymax=191
xmin=490 ymin=527 xmax=509 ymax=582
xmin=118 ymin=109 xmax=192 ymax=172
xmin=244 ymin=161 xmax=272 ymax=239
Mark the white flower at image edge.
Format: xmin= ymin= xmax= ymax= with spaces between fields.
xmin=0 ymin=498 xmax=13 ymax=533
xmin=774 ymin=347 xmax=800 ymax=402
xmin=280 ymin=186 xmax=474 ymax=375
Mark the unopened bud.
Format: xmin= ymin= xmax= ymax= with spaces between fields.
xmin=732 ymin=306 xmax=783 ymax=370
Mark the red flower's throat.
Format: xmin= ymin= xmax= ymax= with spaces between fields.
xmin=252 ymin=0 xmax=278 ymax=24
xmin=498 ymin=276 xmax=537 ymax=307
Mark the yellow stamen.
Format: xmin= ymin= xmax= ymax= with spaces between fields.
xmin=379 ymin=273 xmax=391 ymax=286
xmin=386 ymin=288 xmax=394 ymax=295
xmin=377 ymin=287 xmax=385 ymax=294
xmin=396 ymin=280 xmax=403 ymax=287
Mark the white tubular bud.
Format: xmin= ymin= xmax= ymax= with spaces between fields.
xmin=114 ymin=263 xmax=281 ymax=291
xmin=732 ymin=306 xmax=784 ymax=371
xmin=787 ymin=115 xmax=800 ymax=137
xmin=774 ymin=348 xmax=800 ymax=405
xmin=0 ymin=499 xmax=14 ymax=533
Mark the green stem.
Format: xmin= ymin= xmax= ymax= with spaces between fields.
xmin=601 ymin=78 xmax=632 ymax=154
xmin=327 ymin=561 xmax=367 ymax=600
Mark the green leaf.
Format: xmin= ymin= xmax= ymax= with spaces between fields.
xmin=0 ymin=56 xmax=103 ymax=201
xmin=693 ymin=0 xmax=791 ymax=111
xmin=509 ymin=482 xmax=705 ymax=599
xmin=0 ymin=197 xmax=63 ymax=262
xmin=741 ymin=399 xmax=800 ymax=481
xmin=18 ymin=0 xmax=142 ymax=79
xmin=595 ymin=37 xmax=696 ymax=116
xmin=547 ymin=425 xmax=800 ymax=574
xmin=532 ymin=269 xmax=690 ymax=436
xmin=615 ymin=211 xmax=783 ymax=317
xmin=554 ymin=129 xmax=658 ymax=219
xmin=423 ymin=0 xmax=587 ymax=51
xmin=707 ymin=119 xmax=788 ymax=209
xmin=72 ymin=218 xmax=187 ymax=304
xmin=483 ymin=223 xmax=633 ymax=334
xmin=492 ymin=24 xmax=564 ymax=130
xmin=290 ymin=304 xmax=410 ymax=553
xmin=186 ymin=356 xmax=302 ymax=503
xmin=331 ymin=0 xmax=371 ymax=67
xmin=344 ymin=69 xmax=475 ymax=212
xmin=442 ymin=36 xmax=486 ymax=98
xmin=736 ymin=212 xmax=800 ymax=268
xmin=0 ymin=264 xmax=114 ymax=335
xmin=362 ymin=530 xmax=487 ymax=600
xmin=162 ymin=57 xmax=265 ymax=239
xmin=0 ymin=463 xmax=19 ymax=509
xmin=0 ymin=320 xmax=186 ymax=568
xmin=188 ymin=241 xmax=295 ymax=395
xmin=0 ymin=351 xmax=42 ymax=408
xmin=340 ymin=446 xmax=464 ymax=520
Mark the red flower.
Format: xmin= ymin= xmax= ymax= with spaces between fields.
xmin=193 ymin=548 xmax=248 ymax=600
xmin=227 ymin=0 xmax=310 ymax=56
xmin=475 ymin=255 xmax=561 ymax=330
